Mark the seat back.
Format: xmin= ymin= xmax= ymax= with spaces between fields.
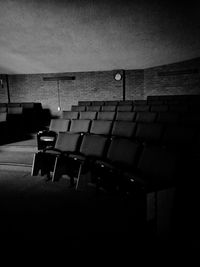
xmin=86 ymin=106 xmax=101 ymax=112
xmin=62 ymin=111 xmax=79 ymax=120
xmin=104 ymin=101 xmax=119 ymax=106
xmin=101 ymin=105 xmax=117 ymax=112
xmin=111 ymin=121 xmax=136 ymax=138
xmin=78 ymin=101 xmax=92 ymax=106
xmin=115 ymin=111 xmax=136 ymax=121
xmin=150 ymin=105 xmax=168 ymax=113
xmin=79 ymin=111 xmax=97 ymax=120
xmin=135 ymin=111 xmax=157 ymax=123
xmin=49 ymin=119 xmax=70 ymax=133
xmin=135 ymin=123 xmax=163 ymax=144
xmin=97 ymin=111 xmax=115 ymax=121
xmin=0 ymin=112 xmax=7 ymax=122
xmin=71 ymin=105 xmax=86 ymax=112
xmin=92 ymin=101 xmax=105 ymax=106
xmin=55 ymin=132 xmax=81 ymax=152
xmin=117 ymin=105 xmax=133 ymax=112
xmin=7 ymin=107 xmax=23 ymax=115
xmin=90 ymin=120 xmax=112 ymax=135
xmin=69 ymin=119 xmax=91 ymax=133
xmin=79 ymin=134 xmax=108 ymax=158
xmin=156 ymin=112 xmax=180 ymax=124
xmin=137 ymin=145 xmax=179 ymax=187
xmin=162 ymin=125 xmax=196 ymax=148
xmin=133 ymin=105 xmax=149 ymax=112
xmin=107 ymin=137 xmax=140 ymax=168
xmin=0 ymin=107 xmax=7 ymax=113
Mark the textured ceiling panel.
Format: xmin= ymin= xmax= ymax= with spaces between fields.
xmin=0 ymin=0 xmax=200 ymax=74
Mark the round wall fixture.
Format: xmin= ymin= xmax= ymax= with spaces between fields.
xmin=114 ymin=73 xmax=122 ymax=81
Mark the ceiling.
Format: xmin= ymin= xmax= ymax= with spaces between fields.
xmin=0 ymin=0 xmax=200 ymax=74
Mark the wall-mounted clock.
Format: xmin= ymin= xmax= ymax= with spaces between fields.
xmin=114 ymin=73 xmax=122 ymax=81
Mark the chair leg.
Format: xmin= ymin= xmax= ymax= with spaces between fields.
xmin=52 ymin=156 xmax=65 ymax=182
xmin=31 ymin=153 xmax=41 ymax=176
xmin=75 ymin=164 xmax=83 ymax=190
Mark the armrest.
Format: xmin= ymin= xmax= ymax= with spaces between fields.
xmin=68 ymin=153 xmax=86 ymax=162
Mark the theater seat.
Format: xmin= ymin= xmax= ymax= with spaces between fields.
xmin=89 ymin=120 xmax=112 ymax=135
xmin=101 ymin=105 xmax=117 ymax=112
xmin=135 ymin=111 xmax=157 ymax=123
xmin=79 ymin=111 xmax=97 ymax=120
xmin=135 ymin=123 xmax=163 ymax=145
xmin=123 ymin=145 xmax=181 ymax=192
xmin=54 ymin=134 xmax=109 ymax=188
xmin=69 ymin=119 xmax=91 ymax=134
xmin=92 ymin=137 xmax=141 ymax=192
xmin=117 ymin=105 xmax=133 ymax=112
xmin=37 ymin=118 xmax=70 ymax=150
xmin=111 ymin=121 xmax=136 ymax=138
xmin=62 ymin=111 xmax=79 ymax=120
xmin=71 ymin=105 xmax=86 ymax=112
xmin=97 ymin=111 xmax=115 ymax=120
xmin=32 ymin=132 xmax=81 ymax=179
xmin=115 ymin=111 xmax=136 ymax=121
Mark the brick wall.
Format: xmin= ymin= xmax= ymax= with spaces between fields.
xmin=6 ymin=70 xmax=124 ymax=115
xmin=125 ymin=70 xmax=144 ymax=100
xmin=144 ymin=57 xmax=200 ymax=98
xmin=0 ymin=75 xmax=9 ymax=103
xmin=1 ymin=57 xmax=200 ymax=114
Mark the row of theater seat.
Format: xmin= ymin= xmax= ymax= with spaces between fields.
xmin=77 ymin=95 xmax=200 ymax=106
xmin=71 ymin=103 xmax=200 ymax=113
xmin=60 ymin=110 xmax=200 ymax=126
xmin=33 ymin=131 xmax=184 ymax=193
xmin=0 ymin=102 xmax=44 ymax=144
xmin=37 ymin=118 xmax=199 ymax=154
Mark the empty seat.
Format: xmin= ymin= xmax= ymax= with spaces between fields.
xmin=90 ymin=120 xmax=112 ymax=135
xmin=133 ymin=105 xmax=149 ymax=112
xmin=135 ymin=123 xmax=163 ymax=144
xmin=133 ymin=100 xmax=147 ymax=105
xmin=111 ymin=121 xmax=136 ymax=138
xmin=7 ymin=103 xmax=21 ymax=107
xmin=162 ymin=125 xmax=197 ymax=150
xmin=101 ymin=105 xmax=117 ymax=112
xmin=92 ymin=101 xmax=105 ymax=106
xmin=150 ymin=105 xmax=168 ymax=112
xmin=168 ymin=105 xmax=188 ymax=113
xmin=0 ymin=107 xmax=7 ymax=113
xmin=115 ymin=111 xmax=136 ymax=121
xmin=180 ymin=113 xmax=200 ymax=127
xmin=32 ymin=132 xmax=81 ymax=178
xmin=97 ymin=111 xmax=115 ymax=121
xmin=62 ymin=111 xmax=79 ymax=120
xmin=86 ymin=106 xmax=101 ymax=112
xmin=78 ymin=101 xmax=92 ymax=106
xmin=117 ymin=105 xmax=133 ymax=112
xmin=104 ymin=101 xmax=119 ymax=106
xmin=156 ymin=112 xmax=180 ymax=124
xmin=148 ymin=100 xmax=164 ymax=105
xmin=71 ymin=105 xmax=86 ymax=112
xmin=37 ymin=119 xmax=70 ymax=150
xmin=69 ymin=119 xmax=91 ymax=134
xmin=135 ymin=112 xmax=157 ymax=123
xmin=79 ymin=111 xmax=97 ymax=120
xmin=118 ymin=100 xmax=133 ymax=106
xmin=127 ymin=145 xmax=181 ymax=190
xmin=61 ymin=134 xmax=109 ymax=188
xmin=92 ymin=137 xmax=141 ymax=191
xmin=0 ymin=112 xmax=7 ymax=122
xmin=7 ymin=106 xmax=23 ymax=115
